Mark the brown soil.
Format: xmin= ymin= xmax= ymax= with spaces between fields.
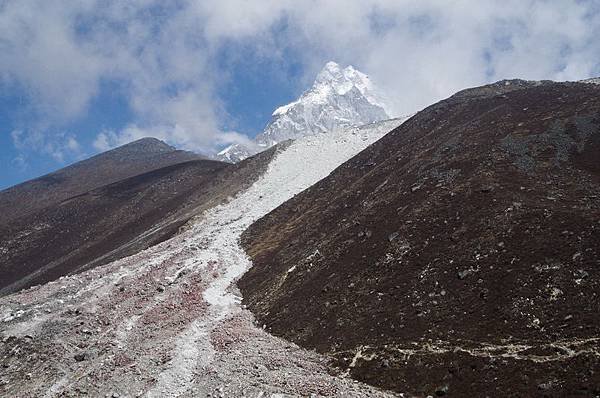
xmin=0 ymin=142 xmax=284 ymax=296
xmin=239 ymin=80 xmax=600 ymax=397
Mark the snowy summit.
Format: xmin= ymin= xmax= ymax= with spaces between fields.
xmin=272 ymin=61 xmax=387 ymax=117
xmin=217 ymin=61 xmax=390 ymax=163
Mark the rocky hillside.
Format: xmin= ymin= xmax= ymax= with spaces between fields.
xmin=239 ymin=80 xmax=600 ymax=396
xmin=0 ymin=141 xmax=282 ymax=296
xmin=0 ymin=119 xmax=398 ymax=398
xmin=0 ymin=138 xmax=202 ymax=226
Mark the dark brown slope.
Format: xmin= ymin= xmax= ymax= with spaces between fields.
xmin=0 ymin=137 xmax=202 ymax=226
xmin=0 ymin=142 xmax=284 ymax=296
xmin=239 ymin=80 xmax=600 ymax=397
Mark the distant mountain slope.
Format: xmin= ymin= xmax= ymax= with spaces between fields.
xmin=217 ymin=62 xmax=389 ymax=163
xmin=0 ymin=137 xmax=202 ymax=225
xmin=239 ymin=80 xmax=600 ymax=396
xmin=0 ymin=141 xmax=284 ymax=296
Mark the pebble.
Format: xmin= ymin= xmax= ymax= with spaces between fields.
xmin=435 ymin=385 xmax=449 ymax=396
xmin=74 ymin=353 xmax=86 ymax=362
xmin=457 ymin=269 xmax=473 ymax=280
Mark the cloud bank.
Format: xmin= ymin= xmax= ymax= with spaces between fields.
xmin=1 ymin=0 xmax=599 ymax=158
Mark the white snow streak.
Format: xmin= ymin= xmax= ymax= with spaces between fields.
xmin=147 ymin=119 xmax=403 ymax=397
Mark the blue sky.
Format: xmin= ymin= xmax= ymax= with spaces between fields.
xmin=1 ymin=0 xmax=600 ymax=190
xmin=0 ymin=46 xmax=303 ymax=189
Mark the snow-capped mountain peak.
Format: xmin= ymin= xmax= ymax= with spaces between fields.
xmin=314 ymin=62 xmax=371 ymax=96
xmin=217 ymin=144 xmax=254 ymax=164
xmin=273 ymin=61 xmax=386 ymax=117
xmin=314 ymin=61 xmax=348 ymax=88
xmin=257 ymin=61 xmax=389 ymax=146
xmin=218 ymin=61 xmax=390 ymax=163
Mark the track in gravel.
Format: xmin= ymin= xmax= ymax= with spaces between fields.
xmin=0 ymin=120 xmax=404 ymax=398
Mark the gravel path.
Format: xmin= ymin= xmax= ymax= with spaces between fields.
xmin=1 ymin=121 xmax=405 ymax=397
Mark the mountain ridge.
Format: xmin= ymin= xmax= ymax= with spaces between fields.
xmin=0 ymin=137 xmax=203 ymax=225
xmin=3 ymin=77 xmax=600 ymax=397
xmin=0 ymin=137 xmax=286 ymax=296
xmin=239 ymin=79 xmax=600 ymax=396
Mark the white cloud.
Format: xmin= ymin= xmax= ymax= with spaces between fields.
xmin=12 ymin=154 xmax=27 ymax=170
xmin=11 ymin=129 xmax=82 ymax=163
xmin=2 ymin=0 xmax=600 ymax=158
xmin=92 ymin=131 xmax=113 ymax=152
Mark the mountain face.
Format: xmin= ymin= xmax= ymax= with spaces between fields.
xmin=217 ymin=61 xmax=390 ymax=162
xmin=5 ymin=70 xmax=600 ymax=397
xmin=0 ymin=139 xmax=283 ymax=296
xmin=0 ymin=138 xmax=202 ymax=226
xmin=0 ymin=117 xmax=401 ymax=397
xmin=239 ymin=80 xmax=600 ymax=396
xmin=216 ymin=142 xmax=256 ymax=163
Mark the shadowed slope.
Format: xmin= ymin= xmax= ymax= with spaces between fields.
xmin=240 ymin=80 xmax=600 ymax=396
xmin=0 ymin=142 xmax=285 ymax=296
xmin=0 ymin=138 xmax=202 ymax=226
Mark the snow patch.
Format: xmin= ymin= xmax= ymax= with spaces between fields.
xmin=580 ymin=77 xmax=600 ymax=85
xmin=148 ymin=117 xmax=405 ymax=396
